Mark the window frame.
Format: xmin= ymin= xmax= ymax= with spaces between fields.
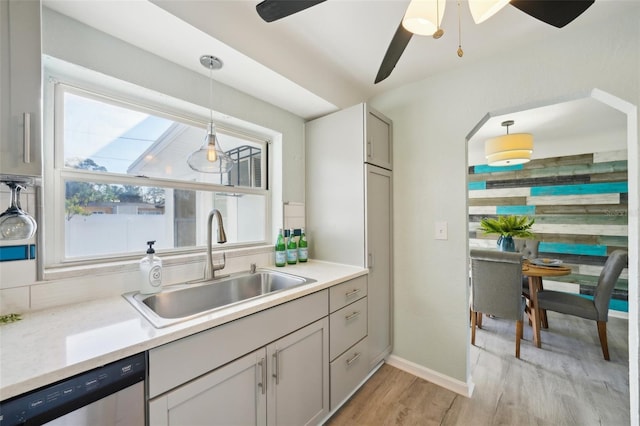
xmin=43 ymin=75 xmax=272 ymax=271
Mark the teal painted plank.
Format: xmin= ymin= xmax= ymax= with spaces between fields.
xmin=531 ymin=182 xmax=628 ymax=196
xmin=468 ymin=181 xmax=487 ymax=190
xmin=579 ymin=294 xmax=628 ymax=313
xmin=539 ymin=242 xmax=607 ymax=256
xmin=0 ymin=245 xmax=29 ymax=262
xmin=496 ymin=205 xmax=536 ymax=215
xmin=473 ymin=164 xmax=524 ymax=174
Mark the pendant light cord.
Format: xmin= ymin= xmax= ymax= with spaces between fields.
xmin=208 ymin=63 xmax=213 ymax=124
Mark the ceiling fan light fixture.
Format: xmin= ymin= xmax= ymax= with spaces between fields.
xmin=469 ymin=0 xmax=510 ymax=24
xmin=485 ymin=120 xmax=533 ymax=166
xmin=187 ymin=55 xmax=234 ymax=174
xmin=402 ymin=0 xmax=446 ymax=36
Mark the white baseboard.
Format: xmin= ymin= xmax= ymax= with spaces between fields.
xmin=386 ymin=355 xmax=475 ymax=398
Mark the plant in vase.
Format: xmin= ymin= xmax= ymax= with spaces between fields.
xmin=479 ymin=215 xmax=535 ymax=252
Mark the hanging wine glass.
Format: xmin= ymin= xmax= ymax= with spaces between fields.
xmin=0 ymin=182 xmax=37 ymax=240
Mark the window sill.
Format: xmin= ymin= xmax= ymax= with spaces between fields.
xmin=42 ymin=245 xmax=274 ymax=282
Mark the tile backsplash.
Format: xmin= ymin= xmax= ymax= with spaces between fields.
xmin=284 ymin=202 xmax=305 ymax=231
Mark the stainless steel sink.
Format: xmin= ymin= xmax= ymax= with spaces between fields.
xmin=123 ymin=269 xmax=316 ymax=328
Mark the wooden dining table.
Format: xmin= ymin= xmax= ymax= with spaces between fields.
xmin=522 ymin=260 xmax=572 ymax=347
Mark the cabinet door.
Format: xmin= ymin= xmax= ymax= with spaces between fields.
xmin=365 ymin=106 xmax=392 ymax=170
xmin=365 ymin=164 xmax=393 ymax=369
xmin=148 ymin=348 xmax=267 ymax=426
xmin=267 ymin=317 xmax=329 ymax=426
xmin=0 ymin=0 xmax=42 ymax=177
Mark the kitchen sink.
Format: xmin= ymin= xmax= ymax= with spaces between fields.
xmin=123 ymin=269 xmax=316 ymax=328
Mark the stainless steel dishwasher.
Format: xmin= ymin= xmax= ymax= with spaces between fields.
xmin=0 ymin=352 xmax=146 ymax=426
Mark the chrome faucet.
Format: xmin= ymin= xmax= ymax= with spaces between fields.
xmin=204 ymin=209 xmax=227 ymax=280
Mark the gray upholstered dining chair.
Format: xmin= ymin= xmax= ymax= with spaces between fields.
xmin=515 ymin=239 xmax=548 ymax=326
xmin=515 ymin=238 xmax=539 ymax=260
xmin=470 ymin=248 xmax=526 ymax=358
xmin=536 ymin=250 xmax=628 ymax=360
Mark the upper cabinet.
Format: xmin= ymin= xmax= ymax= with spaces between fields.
xmin=365 ymin=106 xmax=392 ymax=170
xmin=0 ymin=0 xmax=42 ymax=177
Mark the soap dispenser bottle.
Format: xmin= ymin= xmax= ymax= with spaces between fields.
xmin=140 ymin=240 xmax=162 ymax=294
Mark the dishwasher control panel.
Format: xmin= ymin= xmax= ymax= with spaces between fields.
xmin=0 ymin=352 xmax=146 ymax=426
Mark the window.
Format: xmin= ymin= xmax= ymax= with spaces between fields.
xmin=46 ymin=83 xmax=270 ymax=265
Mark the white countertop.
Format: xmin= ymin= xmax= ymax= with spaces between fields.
xmin=0 ymin=260 xmax=367 ymax=401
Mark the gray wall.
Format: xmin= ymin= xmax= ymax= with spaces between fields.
xmin=369 ymin=3 xmax=639 ymax=414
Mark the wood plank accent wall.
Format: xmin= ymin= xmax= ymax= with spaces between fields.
xmin=468 ymin=150 xmax=629 ymax=312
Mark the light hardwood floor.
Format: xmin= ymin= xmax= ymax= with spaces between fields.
xmin=326 ymin=312 xmax=629 ymax=425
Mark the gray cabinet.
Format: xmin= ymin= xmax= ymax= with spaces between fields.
xmin=306 ymin=103 xmax=393 ymax=372
xmin=366 ymin=107 xmax=392 ymax=170
xmin=267 ymin=318 xmax=329 ymax=426
xmin=328 ymin=275 xmax=369 ymax=410
xmin=365 ymin=164 xmax=393 ymax=368
xmin=149 ymin=319 xmax=329 ymax=426
xmin=0 ymin=0 xmax=42 ymax=177
xmin=147 ymin=291 xmax=329 ymax=426
xmin=148 ymin=349 xmax=266 ymax=426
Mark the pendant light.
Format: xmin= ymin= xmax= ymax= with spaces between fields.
xmin=485 ymin=120 xmax=533 ymax=166
xmin=187 ymin=55 xmax=234 ymax=174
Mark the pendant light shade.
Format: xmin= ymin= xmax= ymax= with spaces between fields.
xmin=469 ymin=0 xmax=510 ymax=24
xmin=187 ymin=122 xmax=234 ymax=173
xmin=187 ymin=55 xmax=234 ymax=174
xmin=402 ymin=0 xmax=446 ymax=36
xmin=485 ymin=120 xmax=533 ymax=166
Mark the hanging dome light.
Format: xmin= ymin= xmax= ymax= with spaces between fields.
xmin=485 ymin=120 xmax=533 ymax=166
xmin=187 ymin=55 xmax=234 ymax=174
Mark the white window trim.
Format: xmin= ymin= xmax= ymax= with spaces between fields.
xmin=42 ymin=69 xmax=273 ymax=278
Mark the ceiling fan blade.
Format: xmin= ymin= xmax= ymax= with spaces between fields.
xmin=374 ymin=22 xmax=413 ymax=84
xmin=256 ymin=0 xmax=327 ymax=23
xmin=510 ymin=0 xmax=594 ymax=28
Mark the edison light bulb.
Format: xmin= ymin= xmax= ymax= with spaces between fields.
xmin=207 ymin=143 xmax=217 ymax=162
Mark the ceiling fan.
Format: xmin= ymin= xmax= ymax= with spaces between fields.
xmin=255 ymin=0 xmax=594 ymax=84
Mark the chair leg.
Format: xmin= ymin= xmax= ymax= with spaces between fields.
xmin=597 ymin=321 xmax=610 ymax=361
xmin=471 ymin=310 xmax=477 ymax=345
xmin=541 ymin=310 xmax=548 ymax=329
xmin=477 ymin=312 xmax=483 ymax=328
xmin=515 ymin=319 xmax=523 ymax=359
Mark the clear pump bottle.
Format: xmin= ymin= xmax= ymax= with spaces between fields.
xmin=140 ymin=240 xmax=162 ymax=294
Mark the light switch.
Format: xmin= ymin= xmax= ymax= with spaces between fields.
xmin=435 ymin=221 xmax=448 ymax=240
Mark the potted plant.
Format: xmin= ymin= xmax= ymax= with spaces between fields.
xmin=479 ymin=215 xmax=535 ymax=252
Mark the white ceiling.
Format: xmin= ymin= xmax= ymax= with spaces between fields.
xmin=43 ymin=0 xmax=638 ymax=120
xmin=43 ymin=0 xmax=634 ymax=159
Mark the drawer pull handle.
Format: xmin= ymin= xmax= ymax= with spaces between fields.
xmin=258 ymin=358 xmax=266 ymax=394
xmin=23 ymin=112 xmax=31 ymax=163
xmin=345 ymin=288 xmax=360 ymax=298
xmin=346 ymin=352 xmax=361 ymax=366
xmin=345 ymin=311 xmax=360 ymax=321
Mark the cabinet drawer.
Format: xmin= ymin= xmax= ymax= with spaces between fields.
xmin=330 ymin=337 xmax=369 ymax=411
xmin=329 ymin=275 xmax=367 ymax=313
xmin=329 ymin=297 xmax=367 ymax=360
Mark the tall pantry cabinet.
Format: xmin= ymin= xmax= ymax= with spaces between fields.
xmin=306 ymin=103 xmax=393 ymax=371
